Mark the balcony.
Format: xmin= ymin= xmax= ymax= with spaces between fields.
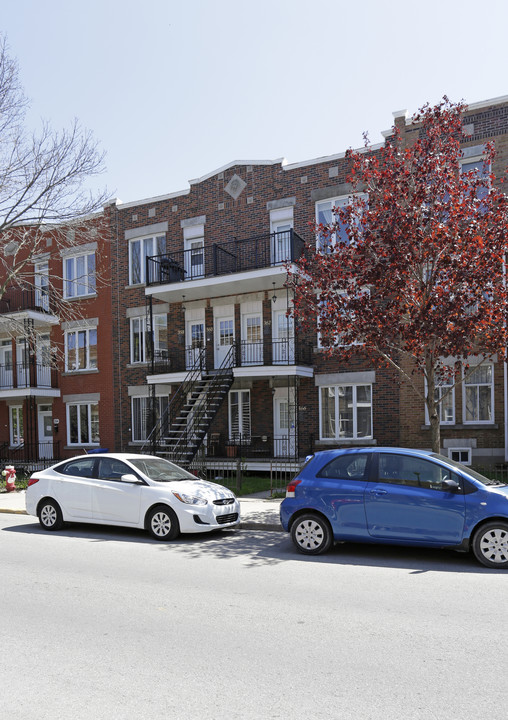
xmin=0 ymin=287 xmax=56 ymax=314
xmin=0 ymin=362 xmax=59 ymax=397
xmin=145 ymin=230 xmax=306 ymax=303
xmin=149 ymin=337 xmax=313 ymax=378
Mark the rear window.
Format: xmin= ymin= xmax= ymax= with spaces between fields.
xmin=318 ymin=453 xmax=370 ymax=480
xmin=56 ymin=458 xmax=96 ymax=478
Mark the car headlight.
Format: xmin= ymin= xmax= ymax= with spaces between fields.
xmin=172 ymin=492 xmax=208 ymax=506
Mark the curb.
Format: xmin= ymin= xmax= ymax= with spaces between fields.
xmin=0 ymin=508 xmax=27 ymax=515
xmin=239 ymin=522 xmax=283 ymax=532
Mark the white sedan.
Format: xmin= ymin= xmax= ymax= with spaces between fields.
xmin=26 ymin=453 xmax=240 ymax=540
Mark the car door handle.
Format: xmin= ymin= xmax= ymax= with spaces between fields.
xmin=370 ymin=488 xmax=387 ymax=496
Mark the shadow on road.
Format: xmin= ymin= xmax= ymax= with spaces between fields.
xmin=3 ymin=516 xmax=503 ymax=574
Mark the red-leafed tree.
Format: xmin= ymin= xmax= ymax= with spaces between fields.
xmin=289 ymin=98 xmax=508 ymax=453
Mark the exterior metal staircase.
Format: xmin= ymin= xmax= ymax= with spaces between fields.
xmin=142 ymin=347 xmax=234 ymax=466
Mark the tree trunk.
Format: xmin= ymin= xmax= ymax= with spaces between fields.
xmin=426 ymin=360 xmax=441 ymax=454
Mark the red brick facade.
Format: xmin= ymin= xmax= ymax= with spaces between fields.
xmin=1 ymin=96 xmax=507 ymax=469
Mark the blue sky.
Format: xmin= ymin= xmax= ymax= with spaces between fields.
xmin=3 ymin=0 xmax=507 ymax=203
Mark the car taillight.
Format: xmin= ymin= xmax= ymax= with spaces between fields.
xmin=286 ymin=479 xmax=301 ymax=498
xmin=27 ymin=477 xmax=40 ymax=487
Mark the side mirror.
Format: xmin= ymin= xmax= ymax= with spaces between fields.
xmin=442 ymin=478 xmax=460 ymax=492
xmin=121 ymin=473 xmax=140 ymax=484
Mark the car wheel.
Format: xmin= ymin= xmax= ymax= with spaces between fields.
xmin=473 ymin=522 xmax=508 ymax=568
xmin=38 ymin=499 xmax=64 ymax=531
xmin=147 ymin=505 xmax=180 ymax=541
xmin=291 ymin=513 xmax=333 ymax=555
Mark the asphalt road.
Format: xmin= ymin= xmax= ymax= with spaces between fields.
xmin=1 ymin=514 xmax=507 ymax=720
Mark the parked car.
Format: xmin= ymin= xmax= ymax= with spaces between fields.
xmin=280 ymin=447 xmax=508 ymax=568
xmin=26 ymin=453 xmax=240 ymax=540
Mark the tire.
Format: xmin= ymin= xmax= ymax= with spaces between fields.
xmin=291 ymin=513 xmax=333 ymax=555
xmin=147 ymin=505 xmax=180 ymax=541
xmin=473 ymin=522 xmax=508 ymax=568
xmin=38 ymin=499 xmax=64 ymax=531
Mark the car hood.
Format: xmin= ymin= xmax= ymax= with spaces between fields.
xmin=151 ymin=479 xmax=236 ymax=502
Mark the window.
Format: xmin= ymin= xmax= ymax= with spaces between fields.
xmin=315 ymin=193 xmax=367 ymax=251
xmin=130 ymin=314 xmax=167 ymax=364
xmin=184 ymin=238 xmax=204 ymax=279
xmin=34 ymin=260 xmax=50 ymax=311
xmin=448 ymin=448 xmax=471 ymax=466
xmin=320 ymin=385 xmax=372 ymax=440
xmin=318 ymin=452 xmax=370 ymax=480
xmin=425 ymin=374 xmax=455 ymax=425
xmin=64 ymin=252 xmax=96 ymax=298
xmin=378 ymin=453 xmax=459 ymax=490
xmin=131 ymin=396 xmax=167 ymax=442
xmin=464 ymin=364 xmax=493 ymax=423
xmin=229 ymin=390 xmax=251 ymax=441
xmin=58 ymin=457 xmax=96 ymax=478
xmin=9 ymin=406 xmax=23 ymax=446
xmin=67 ymin=403 xmax=99 ymax=445
xmin=65 ymin=328 xmax=97 ymax=371
xmin=129 ymin=235 xmax=166 ymax=285
xmin=460 ymin=156 xmax=490 ymax=202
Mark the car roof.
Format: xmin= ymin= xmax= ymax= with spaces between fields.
xmin=312 ymin=447 xmax=434 ymax=458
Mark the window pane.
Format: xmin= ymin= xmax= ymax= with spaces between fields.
xmin=89 ymin=329 xmax=97 ymax=368
xmin=80 ymin=405 xmax=89 ymax=443
xmin=338 ymin=386 xmax=353 ymax=438
xmin=90 ymin=404 xmax=99 ymax=443
xmin=321 ymin=387 xmax=335 ymax=439
xmin=69 ymin=405 xmax=78 ymax=443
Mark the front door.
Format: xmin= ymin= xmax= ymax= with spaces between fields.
xmin=38 ymin=405 xmax=53 ymax=459
xmin=242 ymin=313 xmax=262 ymax=365
xmin=36 ymin=334 xmax=51 ymax=387
xmin=271 ymin=223 xmax=292 ymax=265
xmin=185 ymin=321 xmax=205 ymax=370
xmin=0 ymin=341 xmax=13 ymax=389
xmin=215 ymin=317 xmax=234 ymax=368
xmin=273 ymin=390 xmax=297 ymax=458
xmin=272 ymin=311 xmax=295 ymax=364
xmin=364 ymin=452 xmax=466 ymax=543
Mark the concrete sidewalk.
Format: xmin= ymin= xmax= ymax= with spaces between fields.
xmin=0 ymin=489 xmax=283 ymax=531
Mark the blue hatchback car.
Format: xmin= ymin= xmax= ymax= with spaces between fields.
xmin=280 ymin=447 xmax=508 ymax=568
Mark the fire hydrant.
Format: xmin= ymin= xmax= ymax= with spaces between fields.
xmin=2 ymin=465 xmax=16 ymax=492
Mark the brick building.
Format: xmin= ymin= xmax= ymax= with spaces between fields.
xmin=1 ymin=95 xmax=507 ymax=470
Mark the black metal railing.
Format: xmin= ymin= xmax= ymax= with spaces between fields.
xmin=0 ymin=287 xmax=55 ymax=315
xmin=0 ymin=441 xmax=60 ymax=468
xmin=146 ymin=229 xmax=306 ymax=287
xmin=0 ymin=363 xmax=58 ymax=390
xmin=149 ymin=338 xmax=313 ymax=376
xmin=143 ymin=347 xmax=234 ymax=465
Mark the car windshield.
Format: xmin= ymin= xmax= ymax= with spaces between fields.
xmin=431 ymin=453 xmax=508 ymax=487
xmin=129 ymin=457 xmax=197 ymax=482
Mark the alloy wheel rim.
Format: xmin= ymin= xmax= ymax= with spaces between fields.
xmin=295 ymin=520 xmax=324 ymax=550
xmin=152 ymin=512 xmax=171 ymax=537
xmin=480 ymin=529 xmax=508 ymax=564
xmin=41 ymin=505 xmax=57 ymax=526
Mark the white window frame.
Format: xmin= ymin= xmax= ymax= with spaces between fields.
xmin=130 ymin=314 xmax=167 ymax=364
xmin=129 ymin=235 xmax=166 ymax=285
xmin=9 ymin=405 xmax=23 ymax=447
xmin=131 ymin=395 xmax=167 ymax=442
xmin=319 ymin=384 xmax=373 ymax=441
xmin=228 ymin=390 xmax=251 ymax=442
xmin=34 ymin=259 xmax=50 ymax=311
xmin=66 ymin=402 xmax=99 ymax=446
xmin=315 ymin=193 xmax=367 ymax=251
xmin=463 ymin=363 xmax=494 ymax=424
xmin=424 ymin=375 xmax=455 ymax=425
xmin=448 ymin=447 xmax=472 ymax=466
xmin=65 ymin=327 xmax=98 ymax=372
xmin=63 ymin=252 xmax=96 ymax=299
